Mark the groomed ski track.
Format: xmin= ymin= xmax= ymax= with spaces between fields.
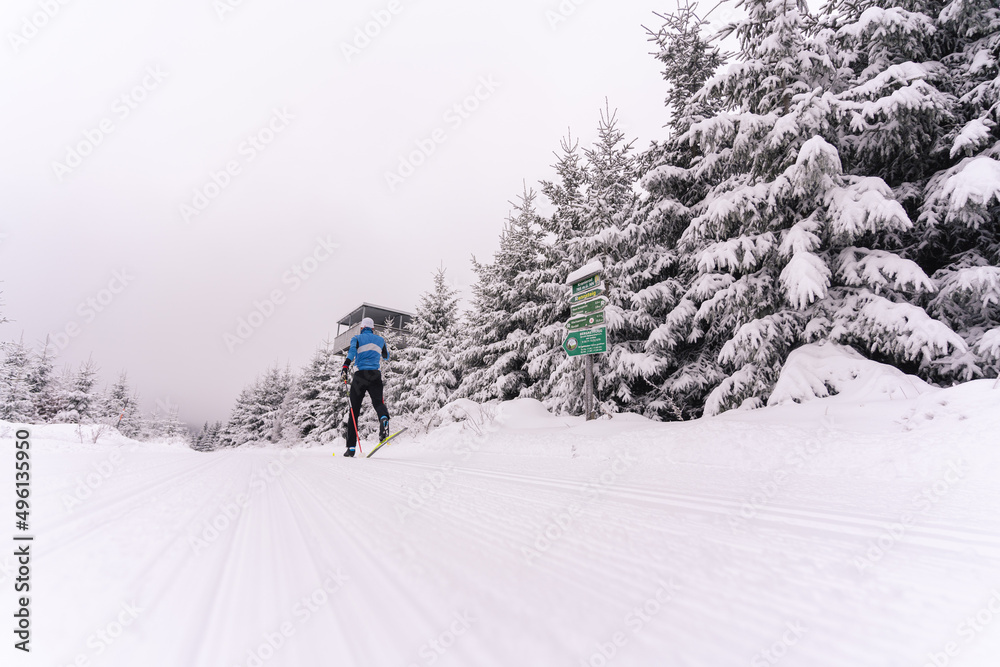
xmin=8 ymin=387 xmax=1000 ymax=666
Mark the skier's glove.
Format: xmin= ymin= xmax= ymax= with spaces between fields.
xmin=340 ymin=365 xmax=350 ymax=384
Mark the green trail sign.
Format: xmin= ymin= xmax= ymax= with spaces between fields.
xmin=570 ymin=296 xmax=608 ymax=316
xmin=571 ymin=274 xmax=601 ymax=295
xmin=565 ymin=311 xmax=605 ymax=331
xmin=562 ymin=326 xmax=607 ymax=357
xmin=568 ymin=287 xmax=605 ymax=304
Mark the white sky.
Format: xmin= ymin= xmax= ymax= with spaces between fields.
xmin=0 ymin=0 xmax=736 ymax=427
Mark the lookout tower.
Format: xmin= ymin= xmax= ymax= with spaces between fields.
xmin=333 ymin=303 xmax=413 ymax=355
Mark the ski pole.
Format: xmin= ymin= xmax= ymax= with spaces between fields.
xmin=345 ymin=377 xmax=362 ymax=455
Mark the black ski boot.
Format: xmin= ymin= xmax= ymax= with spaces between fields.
xmin=344 ymin=446 xmax=356 ymax=458
xmin=379 ymin=416 xmax=390 ymax=442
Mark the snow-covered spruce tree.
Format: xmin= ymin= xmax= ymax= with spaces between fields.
xmin=377 ymin=317 xmax=414 ymax=431
xmin=655 ymin=0 xmax=966 ymax=415
xmin=192 ymin=421 xmax=224 ymax=452
xmin=191 ymin=422 xmax=211 ymax=451
xmin=54 ymin=358 xmax=100 ymax=423
xmin=288 ymin=339 xmax=347 ymax=442
xmin=523 ymin=108 xmax=637 ymax=414
xmin=396 ymin=266 xmax=462 ymax=424
xmin=524 ymin=134 xmax=591 ymax=410
xmin=220 ymin=365 xmax=294 ymax=446
xmin=602 ymin=5 xmax=728 ymax=420
xmin=910 ymin=0 xmax=1000 ymax=379
xmin=0 ymin=337 xmax=35 ymax=422
xmin=98 ymin=372 xmax=143 ymax=438
xmin=536 ymin=105 xmax=641 ymax=416
xmin=146 ymin=400 xmax=188 ymax=441
xmin=456 ymin=187 xmax=547 ymax=402
xmin=565 ymin=105 xmax=642 ymax=415
xmin=26 ymin=338 xmax=59 ymax=422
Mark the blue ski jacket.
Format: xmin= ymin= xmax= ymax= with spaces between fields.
xmin=346 ymin=327 xmax=390 ymax=371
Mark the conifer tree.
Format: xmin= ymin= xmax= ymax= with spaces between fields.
xmin=524 ymin=134 xmax=591 ymax=410
xmin=147 ymin=399 xmax=188 ymax=441
xmin=99 ymin=372 xmax=142 ymax=438
xmin=0 ymin=337 xmax=35 ymax=422
xmin=220 ymin=365 xmax=294 ymax=446
xmin=288 ymin=339 xmax=346 ymax=442
xmin=26 ymin=338 xmax=58 ymax=422
xmin=457 ymin=187 xmax=547 ymax=402
xmin=397 ymin=266 xmax=462 ymax=422
xmin=536 ymin=106 xmax=640 ymax=416
xmin=55 ymin=358 xmax=100 ymax=423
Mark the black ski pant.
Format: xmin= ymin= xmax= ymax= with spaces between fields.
xmin=345 ymin=370 xmax=389 ymax=448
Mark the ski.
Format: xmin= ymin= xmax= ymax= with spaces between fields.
xmin=366 ymin=428 xmax=408 ymax=458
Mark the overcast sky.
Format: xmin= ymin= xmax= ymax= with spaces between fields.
xmin=0 ymin=0 xmax=736 ymax=427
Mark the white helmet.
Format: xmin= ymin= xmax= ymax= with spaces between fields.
xmin=360 ymin=317 xmax=375 ymax=330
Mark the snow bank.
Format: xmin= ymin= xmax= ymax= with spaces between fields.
xmin=767 ymin=342 xmax=931 ymax=406
xmin=493 ymin=398 xmax=572 ymax=429
xmin=0 ymin=420 xmax=190 ymax=452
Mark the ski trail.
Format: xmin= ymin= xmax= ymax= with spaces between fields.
xmin=19 ymin=417 xmax=1000 ymax=667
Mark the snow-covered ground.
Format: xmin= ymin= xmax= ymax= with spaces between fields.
xmin=3 ymin=362 xmax=1000 ymax=665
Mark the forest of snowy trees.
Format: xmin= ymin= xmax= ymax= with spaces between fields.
xmin=4 ymin=0 xmax=998 ymax=450
xmin=0 ymin=335 xmax=188 ymax=441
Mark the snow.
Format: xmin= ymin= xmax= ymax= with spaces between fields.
xmin=837 ymin=6 xmax=935 ymax=40
xmin=778 ymin=219 xmax=822 ymax=257
xmin=779 ymin=251 xmax=831 ymax=308
xmin=938 ymin=156 xmax=1000 ymax=218
xmin=768 ymin=341 xmax=931 ymax=406
xmin=969 ymin=49 xmax=995 ymax=75
xmin=825 ymin=176 xmax=911 ymax=240
xmin=697 ymin=232 xmax=776 ymax=273
xmin=833 ymin=291 xmax=968 ymax=363
xmin=838 ymin=247 xmax=936 ymax=293
xmin=5 ymin=371 xmax=1000 ymax=666
xmin=951 ymin=118 xmax=994 ymax=158
xmin=976 ymin=327 xmax=1000 ymax=360
xmin=566 ymin=260 xmax=603 ymax=285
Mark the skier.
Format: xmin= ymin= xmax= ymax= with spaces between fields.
xmin=340 ymin=317 xmax=391 ymax=457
